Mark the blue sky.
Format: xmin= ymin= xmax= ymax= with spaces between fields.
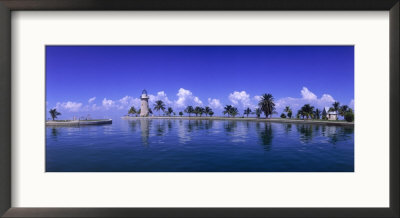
xmin=46 ymin=46 xmax=354 ymax=119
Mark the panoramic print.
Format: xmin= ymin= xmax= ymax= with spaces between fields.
xmin=46 ymin=46 xmax=354 ymax=172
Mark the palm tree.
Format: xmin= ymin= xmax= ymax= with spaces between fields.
xmin=284 ymin=106 xmax=292 ymax=118
xmin=209 ymin=111 xmax=214 ymax=117
xmin=339 ymin=105 xmax=349 ymax=118
xmin=199 ymin=107 xmax=206 ymax=117
xmin=165 ymin=107 xmax=174 ymax=116
xmin=204 ymin=107 xmax=212 ymax=117
xmin=255 ymin=108 xmax=262 ymax=118
xmin=128 ymin=106 xmax=136 ymax=116
xmin=184 ymin=106 xmax=194 ymax=117
xmin=332 ymin=101 xmax=340 ymax=116
xmin=179 ymin=111 xmax=183 ymax=117
xmin=297 ymin=109 xmax=305 ymax=119
xmin=258 ymin=93 xmax=275 ymax=118
xmin=153 ymin=100 xmax=166 ymax=116
xmin=230 ymin=107 xmax=239 ymax=117
xmin=244 ymin=107 xmax=252 ymax=117
xmin=314 ymin=108 xmax=321 ymax=119
xmin=223 ymin=105 xmax=233 ymax=117
xmin=301 ymin=104 xmax=315 ymax=119
xmin=194 ymin=106 xmax=204 ymax=117
xmin=49 ymin=108 xmax=61 ymax=121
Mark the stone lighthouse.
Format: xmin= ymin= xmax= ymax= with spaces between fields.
xmin=140 ymin=89 xmax=150 ymax=117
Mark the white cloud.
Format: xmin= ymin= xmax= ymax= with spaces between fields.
xmin=175 ymin=88 xmax=203 ymax=108
xmin=102 ymin=98 xmax=115 ymax=110
xmin=228 ymin=91 xmax=255 ymax=109
xmin=349 ymin=99 xmax=354 ymax=108
xmin=320 ymin=94 xmax=335 ymax=103
xmin=275 ymin=87 xmax=336 ymax=112
xmin=253 ymin=95 xmax=262 ymax=101
xmin=88 ymin=97 xmax=96 ymax=104
xmin=56 ymin=101 xmax=83 ymax=112
xmin=91 ymin=104 xmax=101 ymax=111
xmin=118 ymin=96 xmax=141 ymax=110
xmin=300 ymin=87 xmax=317 ymax=100
xmin=208 ymin=98 xmax=223 ymax=109
xmin=149 ymin=91 xmax=173 ymax=107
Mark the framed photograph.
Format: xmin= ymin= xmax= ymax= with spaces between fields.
xmin=0 ymin=0 xmax=398 ymax=217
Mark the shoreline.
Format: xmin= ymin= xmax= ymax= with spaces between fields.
xmin=46 ymin=119 xmax=112 ymax=126
xmin=121 ymin=116 xmax=354 ymax=126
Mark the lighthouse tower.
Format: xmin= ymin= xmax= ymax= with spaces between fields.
xmin=140 ymin=89 xmax=150 ymax=117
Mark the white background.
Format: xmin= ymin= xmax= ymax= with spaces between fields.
xmin=12 ymin=11 xmax=389 ymax=207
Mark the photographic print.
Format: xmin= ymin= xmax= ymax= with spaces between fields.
xmin=46 ymin=46 xmax=354 ymax=172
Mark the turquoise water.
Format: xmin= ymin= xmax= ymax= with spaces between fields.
xmin=46 ymin=119 xmax=354 ymax=172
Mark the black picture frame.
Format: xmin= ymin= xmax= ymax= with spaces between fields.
xmin=0 ymin=0 xmax=398 ymax=217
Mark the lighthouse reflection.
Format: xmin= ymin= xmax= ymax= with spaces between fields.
xmin=140 ymin=119 xmax=151 ymax=145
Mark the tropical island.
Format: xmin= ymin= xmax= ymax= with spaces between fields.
xmin=121 ymin=90 xmax=354 ymax=126
xmin=46 ymin=109 xmax=112 ymax=126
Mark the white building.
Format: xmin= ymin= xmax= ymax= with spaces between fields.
xmin=140 ymin=89 xmax=150 ymax=117
xmin=323 ymin=107 xmax=338 ymax=120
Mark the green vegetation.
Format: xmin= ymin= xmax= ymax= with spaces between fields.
xmin=49 ymin=108 xmax=61 ymax=121
xmin=223 ymin=105 xmax=233 ymax=117
xmin=166 ymin=107 xmax=174 ymax=116
xmin=344 ymin=108 xmax=354 ymax=122
xmin=331 ymin=101 xmax=340 ymax=120
xmin=204 ymin=107 xmax=212 ymax=117
xmin=128 ymin=106 xmax=137 ymax=116
xmin=185 ymin=106 xmax=194 ymax=117
xmin=314 ymin=108 xmax=321 ymax=120
xmin=293 ymin=101 xmax=353 ymax=122
xmin=301 ymin=104 xmax=315 ymax=119
xmin=255 ymin=108 xmax=262 ymax=118
xmin=123 ymin=96 xmax=353 ymax=123
xmin=258 ymin=93 xmax=275 ymax=118
xmin=244 ymin=107 xmax=252 ymax=117
xmin=284 ymin=106 xmax=292 ymax=119
xmin=153 ymin=100 xmax=166 ymax=116
xmin=223 ymin=105 xmax=239 ymax=117
xmin=230 ymin=107 xmax=239 ymax=117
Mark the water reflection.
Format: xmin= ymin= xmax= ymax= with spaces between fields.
xmin=123 ymin=119 xmax=354 ymax=148
xmin=256 ymin=122 xmax=273 ymax=150
xmin=178 ymin=120 xmax=191 ymax=144
xmin=140 ymin=119 xmax=150 ymax=145
xmin=128 ymin=120 xmax=139 ymax=133
xmin=51 ymin=127 xmax=58 ymax=138
xmin=46 ymin=119 xmax=355 ymax=172
xmin=224 ymin=121 xmax=237 ymax=134
xmin=284 ymin=124 xmax=292 ymax=134
xmin=297 ymin=124 xmax=314 ymax=143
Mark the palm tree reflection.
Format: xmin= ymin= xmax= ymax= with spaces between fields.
xmin=321 ymin=125 xmax=354 ymax=145
xmin=256 ymin=122 xmax=273 ymax=151
xmin=51 ymin=127 xmax=58 ymax=138
xmin=224 ymin=121 xmax=237 ymax=134
xmin=186 ymin=120 xmax=194 ymax=132
xmin=128 ymin=120 xmax=139 ymax=133
xmin=297 ymin=124 xmax=314 ymax=143
xmin=204 ymin=120 xmax=213 ymax=130
xmin=167 ymin=120 xmax=173 ymax=131
xmin=284 ymin=124 xmax=292 ymax=134
xmin=155 ymin=120 xmax=166 ymax=136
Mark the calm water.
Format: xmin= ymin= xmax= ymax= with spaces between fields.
xmin=46 ymin=119 xmax=354 ymax=172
